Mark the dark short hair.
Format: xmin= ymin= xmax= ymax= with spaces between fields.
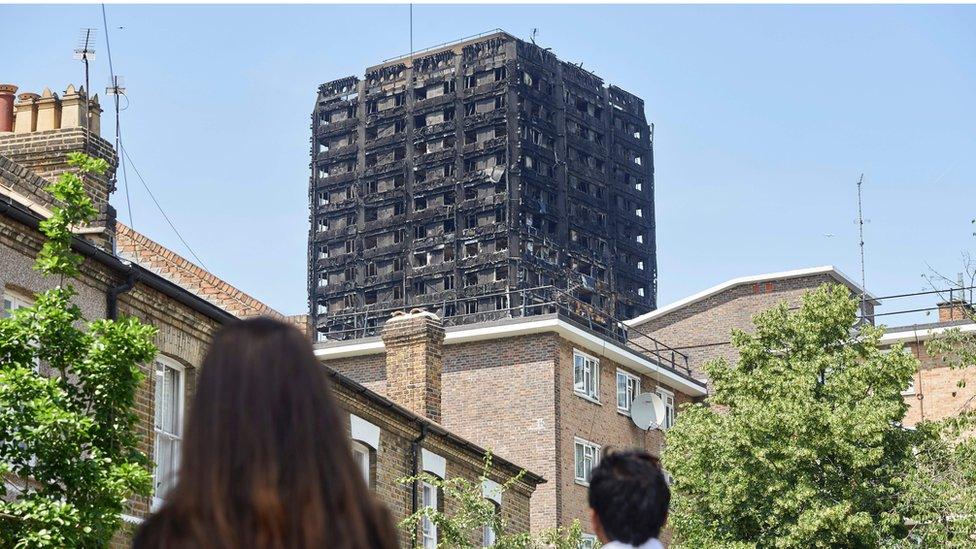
xmin=587 ymin=449 xmax=670 ymax=545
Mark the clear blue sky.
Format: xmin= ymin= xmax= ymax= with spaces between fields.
xmin=4 ymin=4 xmax=974 ymax=324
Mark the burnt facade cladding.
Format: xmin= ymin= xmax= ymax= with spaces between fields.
xmin=309 ymin=31 xmax=656 ymax=341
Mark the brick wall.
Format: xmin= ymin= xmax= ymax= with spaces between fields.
xmin=0 ymin=213 xmax=222 ymax=548
xmin=3 ymin=208 xmax=539 ymax=546
xmin=333 ymin=379 xmax=536 ymax=547
xmin=323 ymin=328 xmax=697 ymax=537
xmin=553 ymin=338 xmax=687 ymax=536
xmin=0 ymin=130 xmax=118 ymax=249
xmin=629 ymin=274 xmax=868 ymax=382
xmin=382 ymin=312 xmax=444 ymax=422
xmin=892 ymin=339 xmax=976 ymax=426
xmin=441 ymin=333 xmax=561 ymax=531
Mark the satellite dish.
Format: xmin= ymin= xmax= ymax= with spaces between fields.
xmin=631 ymin=393 xmax=666 ymax=431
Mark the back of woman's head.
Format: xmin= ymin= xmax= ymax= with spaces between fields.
xmin=134 ymin=317 xmax=398 ymax=549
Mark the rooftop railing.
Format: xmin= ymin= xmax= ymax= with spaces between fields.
xmin=315 ymin=284 xmax=691 ymax=376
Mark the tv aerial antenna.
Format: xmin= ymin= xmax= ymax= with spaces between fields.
xmin=73 ymin=28 xmax=97 ymax=133
xmin=856 ymin=173 xmax=869 ymax=317
xmin=106 ymin=75 xmax=126 ymax=162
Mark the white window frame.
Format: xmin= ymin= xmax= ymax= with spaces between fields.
xmin=352 ymin=440 xmax=371 ymax=486
xmin=656 ymin=387 xmax=675 ymax=430
xmin=153 ymin=356 xmax=185 ymax=510
xmin=422 ymin=480 xmax=439 ymax=549
xmin=574 ymin=437 xmax=601 ymax=486
xmin=482 ymin=500 xmax=500 ymax=547
xmin=2 ymin=289 xmax=33 ymax=318
xmin=616 ymin=369 xmax=641 ymax=415
xmin=3 ymin=289 xmax=40 ymax=372
xmin=580 ymin=533 xmax=598 ymax=548
xmin=573 ymin=349 xmax=600 ymax=403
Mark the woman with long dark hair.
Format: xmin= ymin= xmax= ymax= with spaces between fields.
xmin=134 ymin=318 xmax=398 ymax=549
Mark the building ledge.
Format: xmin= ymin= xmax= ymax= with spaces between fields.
xmin=315 ymin=313 xmax=707 ymax=397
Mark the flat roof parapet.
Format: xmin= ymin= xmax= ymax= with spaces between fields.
xmin=369 ymin=29 xmax=514 ymax=72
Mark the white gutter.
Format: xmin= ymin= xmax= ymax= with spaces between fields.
xmin=625 ymin=265 xmax=877 ymax=327
xmin=314 ymin=317 xmax=707 ymax=396
xmin=881 ymin=323 xmax=976 ymax=345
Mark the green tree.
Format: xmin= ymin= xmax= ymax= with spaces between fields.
xmin=663 ymin=283 xmax=918 ymax=548
xmin=398 ymin=452 xmax=588 ymax=548
xmin=895 ymin=217 xmax=976 ymax=545
xmin=893 ymin=416 xmax=976 ymax=547
xmin=0 ymin=153 xmax=157 ymax=547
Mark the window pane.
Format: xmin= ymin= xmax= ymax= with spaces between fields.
xmin=163 ymin=368 xmax=179 ymax=433
xmin=354 ymin=446 xmax=370 ymax=484
xmin=574 ymin=355 xmax=585 ymax=391
xmin=616 ymin=373 xmax=627 ymax=408
xmin=575 ymin=444 xmax=584 ymax=479
xmin=154 ymin=371 xmax=164 ymax=429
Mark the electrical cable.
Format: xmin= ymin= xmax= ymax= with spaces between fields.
xmin=119 ymin=143 xmax=211 ymax=271
xmin=101 ymin=4 xmax=133 ymax=228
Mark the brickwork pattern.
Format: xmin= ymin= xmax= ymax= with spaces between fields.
xmin=324 ymin=329 xmax=697 ymax=536
xmin=0 ymin=211 xmax=221 ymax=548
xmin=0 ymin=153 xmax=57 ymax=213
xmin=333 ymin=378 xmax=536 ymax=547
xmin=382 ymin=313 xmax=445 ymax=422
xmin=629 ymin=274 xmax=872 ymax=382
xmin=896 ymin=339 xmax=976 ymax=426
xmin=116 ymin=223 xmax=282 ymax=319
xmin=0 ymin=129 xmax=118 ymax=249
xmin=553 ymin=338 xmax=687 ymax=534
xmin=5 ymin=207 xmax=538 ymax=546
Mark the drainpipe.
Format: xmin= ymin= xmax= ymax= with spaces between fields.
xmin=410 ymin=422 xmax=429 ymax=518
xmin=106 ymin=266 xmax=137 ymax=319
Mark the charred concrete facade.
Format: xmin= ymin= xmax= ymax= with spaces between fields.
xmin=310 ymin=32 xmax=656 ymax=341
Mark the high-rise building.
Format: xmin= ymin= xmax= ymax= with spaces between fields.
xmin=309 ymin=31 xmax=656 ymax=341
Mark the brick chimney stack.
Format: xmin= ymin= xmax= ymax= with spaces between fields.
xmin=0 ymin=84 xmax=16 ymax=133
xmin=380 ymin=310 xmax=445 ymax=422
xmin=0 ymin=84 xmax=117 ymax=250
xmin=938 ymin=299 xmax=974 ymax=322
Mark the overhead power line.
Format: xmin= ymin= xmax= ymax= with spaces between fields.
xmin=97 ymin=5 xmax=210 ymax=272
xmin=101 ymin=4 xmax=133 ymax=228
xmin=119 ymin=143 xmax=211 ymax=272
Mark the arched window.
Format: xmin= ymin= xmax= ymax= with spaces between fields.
xmin=349 ymin=414 xmax=380 ymax=489
xmin=351 ymin=440 xmax=372 ymax=487
xmin=421 ymin=449 xmax=447 ymax=548
xmin=421 ymin=479 xmax=441 ymax=548
xmin=482 ymin=500 xmax=500 ymax=546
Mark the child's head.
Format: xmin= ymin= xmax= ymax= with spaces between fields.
xmin=588 ymin=449 xmax=670 ymax=545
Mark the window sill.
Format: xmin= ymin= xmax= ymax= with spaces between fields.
xmin=574 ymin=392 xmax=602 ymax=406
xmin=574 ymin=479 xmax=590 ymax=488
xmin=617 ymin=407 xmax=631 ymax=417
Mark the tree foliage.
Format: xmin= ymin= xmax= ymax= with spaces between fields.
xmin=893 ymin=417 xmax=976 ymax=547
xmin=896 ymin=216 xmax=976 ymax=545
xmin=0 ymin=152 xmax=157 ymax=547
xmin=398 ymin=452 xmax=588 ymax=548
xmin=663 ymin=284 xmax=918 ymax=548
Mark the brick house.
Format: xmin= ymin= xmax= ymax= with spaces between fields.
xmin=625 ymin=266 xmax=878 ymax=383
xmin=879 ymin=299 xmax=976 ymax=426
xmin=624 ymin=265 xmax=976 ymax=428
xmin=317 ymin=311 xmax=707 ymax=544
xmin=0 ymin=82 xmax=540 ymax=547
